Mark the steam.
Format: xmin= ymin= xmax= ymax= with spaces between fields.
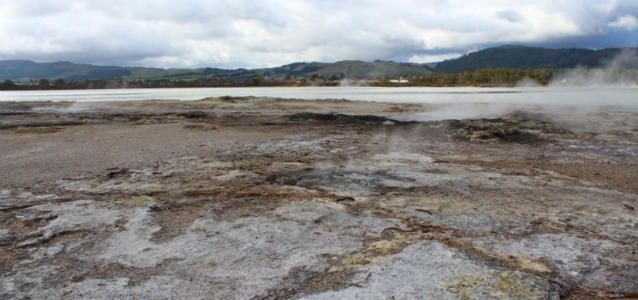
xmin=395 ymin=101 xmax=637 ymax=136
xmin=338 ymin=78 xmax=368 ymax=87
xmin=515 ymin=77 xmax=542 ymax=88
xmin=403 ymin=103 xmax=523 ymax=121
xmin=30 ymin=102 xmax=94 ymax=113
xmin=549 ymin=48 xmax=638 ymax=87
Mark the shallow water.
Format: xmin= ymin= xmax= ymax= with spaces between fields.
xmin=0 ymin=86 xmax=635 ymax=106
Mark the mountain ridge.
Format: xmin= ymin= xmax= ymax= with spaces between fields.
xmin=1 ymin=45 xmax=636 ymax=82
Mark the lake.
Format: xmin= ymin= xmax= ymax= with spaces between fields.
xmin=0 ymin=86 xmax=636 ymax=112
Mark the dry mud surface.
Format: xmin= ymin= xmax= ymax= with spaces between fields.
xmin=0 ymin=97 xmax=637 ymax=299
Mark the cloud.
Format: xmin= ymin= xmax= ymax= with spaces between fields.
xmin=608 ymin=14 xmax=638 ymax=30
xmin=495 ymin=10 xmax=525 ymax=23
xmin=0 ymin=0 xmax=636 ymax=68
xmin=408 ymin=53 xmax=465 ymax=64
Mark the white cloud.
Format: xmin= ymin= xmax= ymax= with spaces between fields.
xmin=0 ymin=0 xmax=636 ymax=68
xmin=409 ymin=53 xmax=465 ymax=64
xmin=608 ymin=14 xmax=638 ymax=30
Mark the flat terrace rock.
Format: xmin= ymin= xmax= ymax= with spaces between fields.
xmin=0 ymin=97 xmax=636 ymax=299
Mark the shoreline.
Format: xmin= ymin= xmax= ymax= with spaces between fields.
xmin=1 ymin=87 xmax=637 ymax=110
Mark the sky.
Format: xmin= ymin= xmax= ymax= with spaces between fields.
xmin=0 ymin=0 xmax=637 ymax=68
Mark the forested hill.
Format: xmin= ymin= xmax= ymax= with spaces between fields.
xmin=0 ymin=59 xmax=434 ymax=81
xmin=0 ymin=60 xmax=190 ymax=81
xmin=433 ymin=46 xmax=633 ymax=72
xmin=0 ymin=46 xmax=635 ymax=82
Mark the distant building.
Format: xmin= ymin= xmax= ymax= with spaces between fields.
xmin=389 ymin=77 xmax=408 ymax=84
xmin=14 ymin=80 xmax=38 ymax=86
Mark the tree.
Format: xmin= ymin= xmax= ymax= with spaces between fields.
xmin=0 ymin=80 xmax=17 ymax=90
xmin=38 ymin=79 xmax=50 ymax=87
xmin=252 ymin=75 xmax=264 ymax=86
xmin=53 ymin=79 xmax=65 ymax=88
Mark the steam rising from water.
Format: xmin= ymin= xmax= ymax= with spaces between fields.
xmin=430 ymin=49 xmax=638 ymax=126
xmin=338 ymin=78 xmax=368 ymax=87
xmin=403 ymin=49 xmax=638 ymax=129
xmin=549 ymin=48 xmax=638 ymax=87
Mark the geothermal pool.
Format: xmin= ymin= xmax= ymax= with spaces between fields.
xmin=0 ymin=86 xmax=636 ymax=108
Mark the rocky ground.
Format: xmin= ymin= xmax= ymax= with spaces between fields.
xmin=0 ymin=97 xmax=636 ymax=299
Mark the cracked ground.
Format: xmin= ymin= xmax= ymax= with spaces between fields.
xmin=1 ymin=98 xmax=637 ymax=299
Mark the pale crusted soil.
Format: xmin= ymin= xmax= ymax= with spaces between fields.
xmin=0 ymin=97 xmax=636 ymax=299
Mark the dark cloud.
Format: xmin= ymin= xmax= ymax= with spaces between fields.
xmin=495 ymin=10 xmax=524 ymax=23
xmin=0 ymin=0 xmax=636 ymax=68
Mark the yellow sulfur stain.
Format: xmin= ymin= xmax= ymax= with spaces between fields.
xmin=492 ymin=272 xmax=531 ymax=299
xmin=444 ymin=275 xmax=487 ymax=300
xmin=513 ymin=256 xmax=552 ymax=274
xmin=114 ymin=195 xmax=156 ymax=207
xmin=329 ymin=235 xmax=417 ymax=273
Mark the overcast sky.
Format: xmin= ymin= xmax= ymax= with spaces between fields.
xmin=0 ymin=0 xmax=636 ymax=68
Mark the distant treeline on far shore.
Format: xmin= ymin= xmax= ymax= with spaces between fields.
xmin=1 ymin=67 xmax=636 ymax=90
xmin=0 ymin=68 xmax=551 ymax=90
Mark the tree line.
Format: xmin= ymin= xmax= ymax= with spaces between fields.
xmin=0 ymin=68 xmax=556 ymax=90
xmin=0 ymin=76 xmax=333 ymax=90
xmin=374 ymin=68 xmax=553 ymax=87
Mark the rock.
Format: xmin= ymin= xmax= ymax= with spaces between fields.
xmin=382 ymin=120 xmax=396 ymax=126
xmin=449 ymin=112 xmax=571 ymax=144
xmin=301 ymin=241 xmax=559 ymax=299
xmin=0 ymin=229 xmax=14 ymax=246
xmin=289 ymin=112 xmax=405 ymax=125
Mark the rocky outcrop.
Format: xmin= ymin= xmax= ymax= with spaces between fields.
xmin=450 ymin=111 xmax=572 ymax=144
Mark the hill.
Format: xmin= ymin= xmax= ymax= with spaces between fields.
xmin=0 ymin=59 xmax=433 ymax=82
xmin=1 ymin=46 xmax=636 ymax=83
xmin=0 ymin=60 xmax=194 ymax=81
xmin=432 ymin=45 xmax=631 ymax=72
